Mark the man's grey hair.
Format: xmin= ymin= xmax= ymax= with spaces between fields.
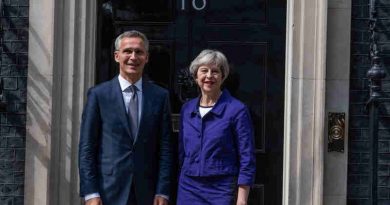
xmin=189 ymin=49 xmax=230 ymax=81
xmin=114 ymin=30 xmax=149 ymax=52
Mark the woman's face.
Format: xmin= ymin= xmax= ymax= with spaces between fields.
xmin=195 ymin=64 xmax=223 ymax=94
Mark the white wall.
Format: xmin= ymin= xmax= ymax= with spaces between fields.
xmin=324 ymin=0 xmax=351 ymax=204
xmin=25 ymin=0 xmax=96 ymax=204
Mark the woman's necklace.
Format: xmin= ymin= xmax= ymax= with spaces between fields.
xmin=200 ymin=91 xmax=222 ymax=107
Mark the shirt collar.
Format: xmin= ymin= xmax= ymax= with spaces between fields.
xmin=118 ymin=75 xmax=143 ymax=92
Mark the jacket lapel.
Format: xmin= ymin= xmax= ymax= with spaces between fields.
xmin=135 ymin=81 xmax=154 ymax=145
xmin=110 ymin=78 xmax=133 ymax=142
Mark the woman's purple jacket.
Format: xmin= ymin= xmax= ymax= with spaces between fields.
xmin=179 ymin=89 xmax=256 ymax=185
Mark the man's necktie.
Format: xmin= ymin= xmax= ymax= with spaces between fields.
xmin=128 ymin=85 xmax=138 ymax=138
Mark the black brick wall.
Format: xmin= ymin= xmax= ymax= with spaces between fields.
xmin=0 ymin=0 xmax=28 ymax=204
xmin=348 ymin=0 xmax=390 ymax=204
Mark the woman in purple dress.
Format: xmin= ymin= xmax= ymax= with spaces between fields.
xmin=177 ymin=49 xmax=256 ymax=205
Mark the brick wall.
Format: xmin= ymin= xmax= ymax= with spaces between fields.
xmin=0 ymin=0 xmax=28 ymax=204
xmin=348 ymin=0 xmax=390 ymax=204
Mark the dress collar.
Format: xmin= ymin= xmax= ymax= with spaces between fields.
xmin=189 ymin=89 xmax=231 ymax=117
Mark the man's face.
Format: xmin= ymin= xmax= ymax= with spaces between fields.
xmin=114 ymin=37 xmax=149 ymax=80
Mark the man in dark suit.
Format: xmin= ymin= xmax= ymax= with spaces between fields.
xmin=79 ymin=30 xmax=172 ymax=205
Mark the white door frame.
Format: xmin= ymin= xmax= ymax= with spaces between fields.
xmin=25 ymin=0 xmax=328 ymax=204
xmin=283 ymin=0 xmax=328 ymax=205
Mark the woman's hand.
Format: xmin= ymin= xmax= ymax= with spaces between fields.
xmin=236 ymin=185 xmax=250 ymax=205
xmin=236 ymin=201 xmax=247 ymax=205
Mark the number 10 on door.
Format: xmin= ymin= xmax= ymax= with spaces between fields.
xmin=181 ymin=0 xmax=207 ymax=11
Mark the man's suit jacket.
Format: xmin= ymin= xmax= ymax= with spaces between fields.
xmin=79 ymin=77 xmax=172 ymax=205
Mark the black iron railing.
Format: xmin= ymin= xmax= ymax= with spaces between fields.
xmin=366 ymin=0 xmax=386 ymax=204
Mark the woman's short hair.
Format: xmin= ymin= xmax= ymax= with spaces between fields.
xmin=114 ymin=30 xmax=149 ymax=52
xmin=189 ymin=49 xmax=230 ymax=81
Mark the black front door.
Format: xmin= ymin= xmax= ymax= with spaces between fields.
xmin=97 ymin=1 xmax=286 ymax=204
